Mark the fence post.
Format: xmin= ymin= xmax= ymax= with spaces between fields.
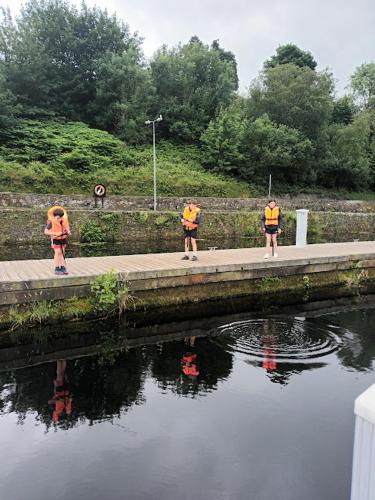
xmin=351 ymin=384 xmax=375 ymax=500
xmin=295 ymin=209 xmax=309 ymax=246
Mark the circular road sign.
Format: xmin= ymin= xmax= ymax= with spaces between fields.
xmin=94 ymin=184 xmax=106 ymax=198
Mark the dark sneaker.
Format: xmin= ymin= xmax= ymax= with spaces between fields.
xmin=181 ymin=255 xmax=189 ymax=260
xmin=192 ymin=255 xmax=198 ymax=261
xmin=54 ymin=267 xmax=63 ymax=275
xmin=61 ymin=266 xmax=69 ymax=275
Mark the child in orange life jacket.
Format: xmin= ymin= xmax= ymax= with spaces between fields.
xmin=261 ymin=199 xmax=282 ymax=259
xmin=179 ymin=201 xmax=201 ymax=261
xmin=44 ymin=207 xmax=71 ymax=275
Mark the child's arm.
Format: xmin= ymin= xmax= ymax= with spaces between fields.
xmin=260 ymin=213 xmax=266 ymax=231
xmin=44 ymin=221 xmax=53 ymax=236
xmin=278 ymin=210 xmax=282 ymax=232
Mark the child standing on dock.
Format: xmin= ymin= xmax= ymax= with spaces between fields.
xmin=180 ymin=201 xmax=201 ymax=261
xmin=261 ymin=199 xmax=282 ymax=259
xmin=44 ymin=206 xmax=71 ymax=275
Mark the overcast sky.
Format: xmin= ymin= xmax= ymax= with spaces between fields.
xmin=3 ymin=0 xmax=375 ymax=94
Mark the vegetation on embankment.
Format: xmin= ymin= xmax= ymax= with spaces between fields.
xmin=0 ymin=120 xmax=256 ymax=198
xmin=2 ymin=119 xmax=375 ymax=200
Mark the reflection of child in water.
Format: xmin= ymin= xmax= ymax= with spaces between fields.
xmin=181 ymin=337 xmax=199 ymax=380
xmin=262 ymin=339 xmax=277 ymax=371
xmin=48 ymin=360 xmax=72 ymax=423
xmin=261 ymin=321 xmax=277 ymax=372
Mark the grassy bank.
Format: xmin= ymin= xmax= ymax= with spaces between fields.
xmin=1 ymin=118 xmax=375 ymax=200
xmin=0 ymin=119 xmax=256 ymax=198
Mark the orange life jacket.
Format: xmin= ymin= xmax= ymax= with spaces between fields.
xmin=182 ymin=206 xmax=201 ymax=230
xmin=47 ymin=218 xmax=70 ymax=240
xmin=46 ymin=206 xmax=70 ymax=240
xmin=264 ymin=206 xmax=279 ymax=226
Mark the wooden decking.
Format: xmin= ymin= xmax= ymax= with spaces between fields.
xmin=0 ymin=241 xmax=374 ymax=307
xmin=0 ymin=241 xmax=374 ymax=282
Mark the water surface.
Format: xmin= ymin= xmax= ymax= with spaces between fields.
xmin=0 ymin=307 xmax=374 ymax=500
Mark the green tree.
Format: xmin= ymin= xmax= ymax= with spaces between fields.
xmin=150 ymin=37 xmax=238 ymax=142
xmin=87 ymin=49 xmax=155 ymax=143
xmin=264 ymin=44 xmax=317 ymax=71
xmin=320 ymin=112 xmax=370 ymax=189
xmin=358 ymin=108 xmax=375 ymax=188
xmin=0 ymin=5 xmax=51 ymax=111
xmin=332 ymin=95 xmax=356 ymax=125
xmin=0 ymin=0 xmax=141 ymax=125
xmin=248 ymin=64 xmax=334 ymax=140
xmin=211 ymin=39 xmax=239 ymax=90
xmin=369 ymin=127 xmax=375 ymax=188
xmin=201 ymin=102 xmax=246 ymax=174
xmin=0 ymin=63 xmax=19 ymax=136
xmin=350 ymin=62 xmax=375 ymax=109
xmin=239 ymin=115 xmax=315 ymax=186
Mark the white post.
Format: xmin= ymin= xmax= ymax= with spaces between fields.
xmin=152 ymin=122 xmax=157 ymax=212
xmin=295 ymin=209 xmax=309 ymax=246
xmin=268 ymin=174 xmax=272 ymax=197
xmin=351 ymin=384 xmax=375 ymax=500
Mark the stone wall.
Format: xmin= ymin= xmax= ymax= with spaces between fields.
xmin=0 ymin=207 xmax=374 ymax=246
xmin=1 ymin=191 xmax=375 ymax=213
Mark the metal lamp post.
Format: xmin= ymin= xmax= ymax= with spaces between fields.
xmin=145 ymin=115 xmax=163 ymax=211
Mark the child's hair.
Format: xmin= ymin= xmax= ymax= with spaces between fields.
xmin=188 ymin=200 xmax=197 ymax=205
xmin=53 ymin=208 xmax=65 ymax=217
xmin=268 ymin=199 xmax=276 ymax=204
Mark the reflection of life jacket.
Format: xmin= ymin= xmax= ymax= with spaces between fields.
xmin=264 ymin=206 xmax=279 ymax=226
xmin=46 ymin=206 xmax=70 ymax=240
xmin=182 ymin=206 xmax=201 ymax=230
xmin=262 ymin=347 xmax=277 ymax=371
xmin=50 ymin=389 xmax=72 ymax=423
xmin=182 ymin=353 xmax=199 ymax=377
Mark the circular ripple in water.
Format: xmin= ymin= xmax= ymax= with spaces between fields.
xmin=214 ymin=317 xmax=341 ymax=364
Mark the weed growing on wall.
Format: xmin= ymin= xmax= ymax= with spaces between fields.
xmin=154 ymin=213 xmax=177 ymax=227
xmin=7 ymin=297 xmax=91 ymax=332
xmin=80 ymin=220 xmax=107 ymax=243
xmin=79 ymin=213 xmax=120 ymax=243
xmin=133 ymin=212 xmax=150 ymax=224
xmin=90 ymin=271 xmax=130 ymax=315
xmin=99 ymin=213 xmax=120 ymax=239
xmin=302 ymin=275 xmax=310 ymax=302
xmin=28 ymin=301 xmax=54 ymax=324
xmin=259 ymin=276 xmax=282 ymax=292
